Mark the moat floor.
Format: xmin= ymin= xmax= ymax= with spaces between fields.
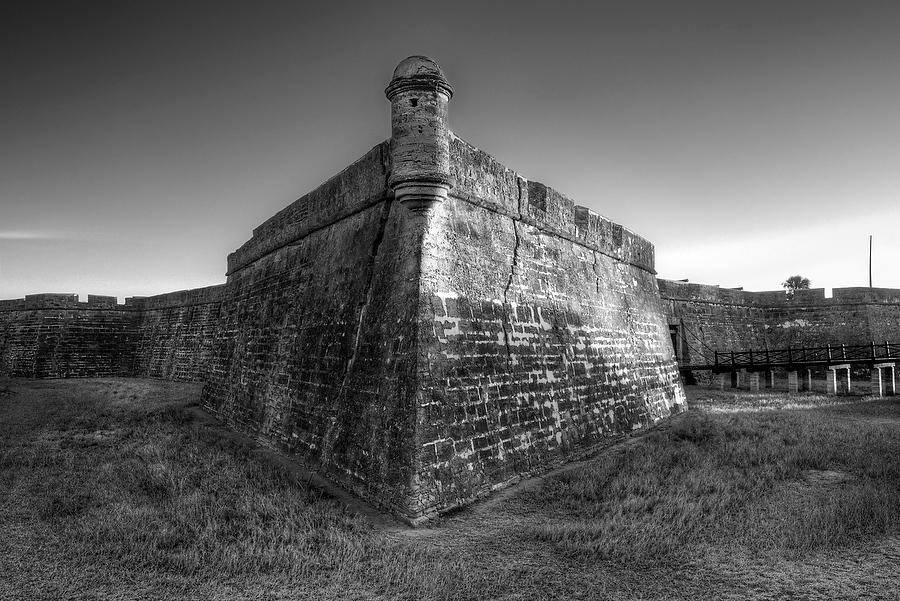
xmin=1 ymin=378 xmax=899 ymax=601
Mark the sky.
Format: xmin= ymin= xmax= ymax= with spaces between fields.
xmin=2 ymin=0 xmax=899 ymax=300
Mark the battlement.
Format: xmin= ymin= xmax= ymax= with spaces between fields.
xmin=0 ymin=293 xmax=125 ymax=312
xmin=658 ymin=279 xmax=900 ymax=307
xmin=0 ymin=286 xmax=226 ymax=313
xmin=831 ymin=287 xmax=900 ymax=303
xmin=449 ymin=135 xmax=655 ymax=273
xmin=225 ymin=131 xmax=656 ymax=283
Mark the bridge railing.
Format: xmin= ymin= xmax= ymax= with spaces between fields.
xmin=710 ymin=341 xmax=900 ymax=370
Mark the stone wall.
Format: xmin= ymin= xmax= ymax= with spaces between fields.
xmin=199 ymin=142 xmax=430 ymax=519
xmin=0 ymin=287 xmax=224 ymax=381
xmin=0 ymin=294 xmax=139 ymax=378
xmin=131 ymin=285 xmax=225 ymax=381
xmin=659 ymin=280 xmax=900 ymax=369
xmin=413 ymin=137 xmax=684 ymax=516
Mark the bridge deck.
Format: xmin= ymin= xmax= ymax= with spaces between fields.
xmin=679 ymin=342 xmax=900 ymax=373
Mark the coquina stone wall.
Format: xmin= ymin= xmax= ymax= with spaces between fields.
xmin=659 ymin=280 xmax=900 ymax=369
xmin=0 ymin=287 xmax=223 ymax=380
xmin=199 ymin=142 xmax=431 ymax=518
xmin=131 ymin=286 xmax=225 ymax=380
xmin=0 ymin=294 xmax=139 ymax=378
xmin=412 ymin=136 xmax=684 ymax=516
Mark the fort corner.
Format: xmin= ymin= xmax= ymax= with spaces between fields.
xmin=0 ymin=56 xmax=688 ymax=524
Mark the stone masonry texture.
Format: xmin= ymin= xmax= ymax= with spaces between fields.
xmin=411 ymin=136 xmax=685 ymax=517
xmin=0 ymin=287 xmax=223 ymax=380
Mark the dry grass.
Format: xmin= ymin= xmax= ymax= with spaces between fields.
xmin=0 ymin=379 xmax=513 ymax=600
xmin=524 ymin=393 xmax=900 ymax=561
xmin=2 ymin=379 xmax=899 ymax=600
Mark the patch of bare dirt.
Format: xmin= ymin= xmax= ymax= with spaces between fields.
xmin=801 ymin=468 xmax=855 ymax=487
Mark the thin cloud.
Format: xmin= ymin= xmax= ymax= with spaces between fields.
xmin=0 ymin=230 xmax=76 ymax=240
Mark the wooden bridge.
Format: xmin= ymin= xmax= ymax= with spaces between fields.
xmin=680 ymin=341 xmax=900 ymax=372
xmin=677 ymin=341 xmax=900 ymax=396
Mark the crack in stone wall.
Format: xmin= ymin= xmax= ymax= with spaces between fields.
xmin=341 ymin=199 xmax=393 ymax=388
xmin=499 ymin=181 xmax=523 ymax=371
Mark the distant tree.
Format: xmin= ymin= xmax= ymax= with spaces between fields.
xmin=782 ymin=275 xmax=811 ymax=297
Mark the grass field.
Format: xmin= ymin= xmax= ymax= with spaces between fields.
xmin=1 ymin=378 xmax=899 ymax=600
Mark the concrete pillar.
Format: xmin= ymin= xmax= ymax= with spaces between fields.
xmin=827 ymin=364 xmax=850 ymax=395
xmin=749 ymin=372 xmax=760 ymax=391
xmin=730 ymin=371 xmax=740 ymax=389
xmin=873 ymin=363 xmax=896 ymax=397
xmin=717 ymin=373 xmax=726 ymax=390
xmin=788 ymin=370 xmax=799 ymax=394
xmin=803 ymin=369 xmax=813 ymax=392
xmin=766 ymin=370 xmax=776 ymax=389
xmin=872 ymin=366 xmax=884 ymax=397
xmin=826 ymin=369 xmax=837 ymax=395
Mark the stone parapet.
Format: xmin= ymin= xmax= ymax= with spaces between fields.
xmin=449 ymin=135 xmax=656 ymax=274
xmin=226 ymin=143 xmax=391 ymax=276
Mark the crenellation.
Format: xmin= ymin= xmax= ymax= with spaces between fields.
xmin=0 ymin=285 xmax=229 ymax=380
xmin=449 ymin=135 xmax=521 ymax=216
xmin=573 ymin=207 xmax=654 ymax=272
xmin=86 ymin=295 xmax=118 ymax=307
xmin=660 ymin=279 xmax=900 ymax=309
xmin=24 ymin=293 xmax=79 ymax=309
xmin=832 ymin=287 xmax=900 ymax=303
xmin=0 ymin=299 xmax=26 ymax=311
xmin=522 ymin=181 xmax=576 ymax=234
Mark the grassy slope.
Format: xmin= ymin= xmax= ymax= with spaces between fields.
xmin=1 ymin=379 xmax=899 ymax=600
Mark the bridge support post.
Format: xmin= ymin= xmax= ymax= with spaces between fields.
xmin=803 ymin=369 xmax=813 ymax=392
xmin=872 ymin=366 xmax=884 ymax=397
xmin=749 ymin=372 xmax=760 ymax=391
xmin=788 ymin=371 xmax=799 ymax=394
xmin=765 ymin=370 xmax=776 ymax=389
xmin=827 ymin=364 xmax=851 ymax=395
xmin=872 ymin=363 xmax=896 ymax=397
xmin=717 ymin=373 xmax=726 ymax=390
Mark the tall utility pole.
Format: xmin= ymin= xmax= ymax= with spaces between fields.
xmin=869 ymin=235 xmax=873 ymax=288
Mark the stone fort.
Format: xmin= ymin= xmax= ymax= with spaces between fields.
xmin=2 ymin=57 xmax=898 ymax=523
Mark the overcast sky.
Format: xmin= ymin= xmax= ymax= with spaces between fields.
xmin=2 ymin=0 xmax=899 ymax=300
